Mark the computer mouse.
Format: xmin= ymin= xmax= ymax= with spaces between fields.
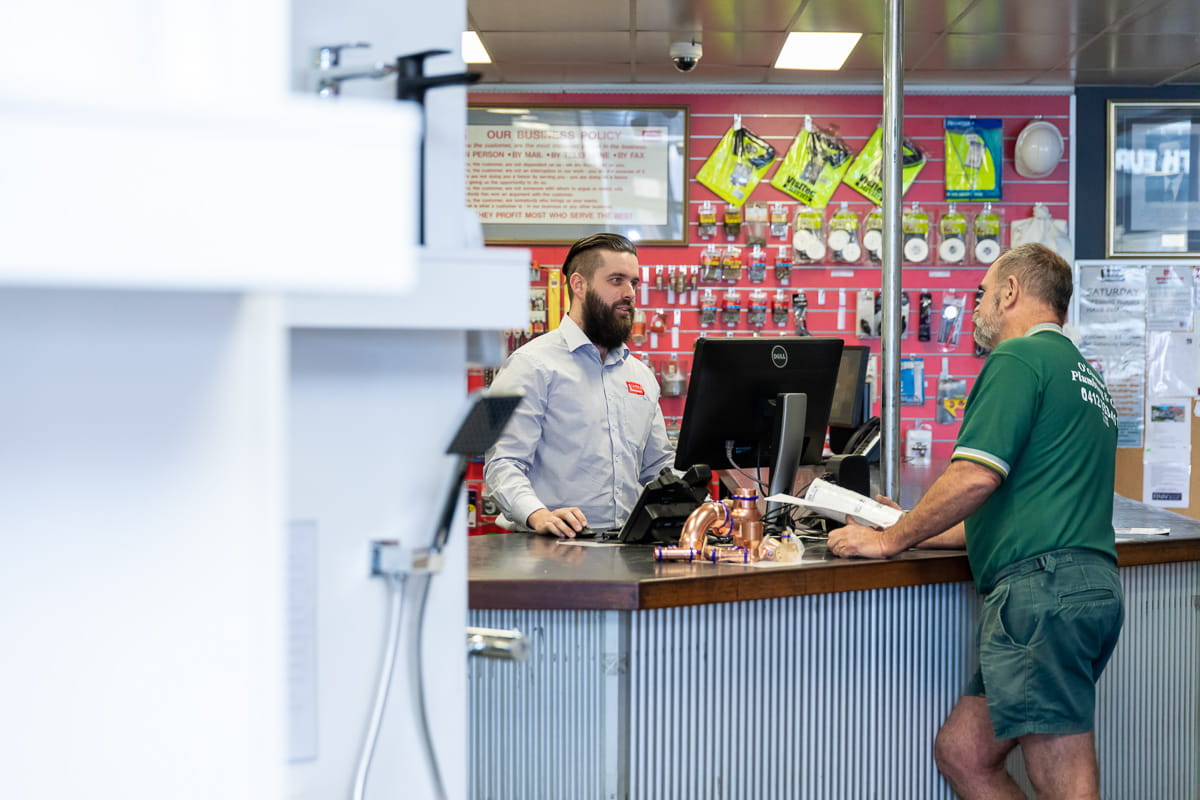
xmin=573 ymin=527 xmax=598 ymax=539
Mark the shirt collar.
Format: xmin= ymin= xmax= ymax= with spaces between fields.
xmin=1025 ymin=322 xmax=1065 ymax=338
xmin=559 ymin=315 xmax=629 ymax=363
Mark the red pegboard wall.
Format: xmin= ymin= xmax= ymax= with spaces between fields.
xmin=467 ymin=91 xmax=1071 ymax=532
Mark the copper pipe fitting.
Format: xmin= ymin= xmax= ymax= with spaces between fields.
xmin=660 ymin=491 xmax=765 ymax=562
xmin=676 ymin=501 xmax=733 ymax=552
xmin=726 ymin=492 xmax=764 ymax=559
xmin=655 ymin=546 xmax=701 ymax=562
xmin=708 ymin=546 xmax=750 ymax=563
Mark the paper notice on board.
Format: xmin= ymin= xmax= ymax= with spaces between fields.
xmin=1143 ymin=448 xmax=1191 ymax=508
xmin=466 ymin=124 xmax=670 ymax=226
xmin=1194 ymin=310 xmax=1200 ymax=415
xmin=1146 ymin=265 xmax=1195 ymax=331
xmin=1147 ymin=330 xmax=1198 ymax=397
xmin=1146 ymin=397 xmax=1192 ymax=448
xmin=1076 ymin=265 xmax=1146 ymax=447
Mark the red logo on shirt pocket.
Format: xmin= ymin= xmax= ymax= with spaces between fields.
xmin=626 ymin=381 xmax=645 ymax=395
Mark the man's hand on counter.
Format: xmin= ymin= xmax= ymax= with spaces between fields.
xmin=827 ymin=493 xmax=906 ymax=559
xmin=827 ymin=521 xmax=900 ymax=559
xmin=829 ymin=462 xmax=996 ymax=558
xmin=527 ymin=507 xmax=588 ymax=538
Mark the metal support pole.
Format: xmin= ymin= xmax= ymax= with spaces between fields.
xmin=880 ymin=0 xmax=904 ymax=498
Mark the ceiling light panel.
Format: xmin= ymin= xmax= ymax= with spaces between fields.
xmin=462 ymin=31 xmax=491 ymax=64
xmin=775 ymin=32 xmax=863 ymax=70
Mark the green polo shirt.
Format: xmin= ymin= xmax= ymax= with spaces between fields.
xmin=952 ymin=323 xmax=1118 ymax=591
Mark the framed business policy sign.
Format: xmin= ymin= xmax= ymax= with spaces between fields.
xmin=1107 ymin=101 xmax=1200 ymax=257
xmin=466 ymin=105 xmax=688 ymax=244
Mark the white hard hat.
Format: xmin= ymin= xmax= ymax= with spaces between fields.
xmin=1014 ymin=119 xmax=1064 ymax=179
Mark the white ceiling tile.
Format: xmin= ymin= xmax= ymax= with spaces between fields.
xmin=484 ymin=32 xmax=633 ymax=63
xmin=471 ymin=0 xmax=631 ymax=31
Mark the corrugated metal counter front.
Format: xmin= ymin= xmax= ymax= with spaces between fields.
xmin=468 ymin=496 xmax=1200 ymax=800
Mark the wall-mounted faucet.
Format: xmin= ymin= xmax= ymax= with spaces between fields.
xmin=313 ymin=43 xmax=482 ymax=243
xmin=315 ymin=42 xmax=369 ymax=70
xmin=313 ymin=42 xmax=394 ymax=97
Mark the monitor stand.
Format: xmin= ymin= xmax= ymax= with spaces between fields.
xmin=765 ymin=392 xmax=807 ymax=531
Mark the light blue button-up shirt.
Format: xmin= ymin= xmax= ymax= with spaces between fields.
xmin=484 ymin=316 xmax=675 ymax=530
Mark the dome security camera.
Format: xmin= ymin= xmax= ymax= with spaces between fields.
xmin=670 ymin=40 xmax=702 ymax=72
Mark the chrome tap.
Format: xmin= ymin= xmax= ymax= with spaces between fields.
xmin=314 ymin=42 xmax=394 ymax=97
xmin=314 ymin=42 xmax=369 ymax=70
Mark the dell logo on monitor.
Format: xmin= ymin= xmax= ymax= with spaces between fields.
xmin=771 ymin=345 xmax=788 ymax=368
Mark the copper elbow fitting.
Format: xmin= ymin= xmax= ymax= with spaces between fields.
xmin=676 ymin=501 xmax=733 ymax=552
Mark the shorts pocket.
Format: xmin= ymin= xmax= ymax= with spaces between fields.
xmin=996 ymin=581 xmax=1041 ymax=647
xmin=1058 ymin=587 xmax=1117 ymax=605
xmin=983 ymin=584 xmax=1023 ymax=648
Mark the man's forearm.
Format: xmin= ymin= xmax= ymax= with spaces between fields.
xmin=914 ymin=522 xmax=967 ymax=549
xmin=483 ymin=457 xmax=542 ymax=529
xmin=882 ymin=462 xmax=998 ymax=551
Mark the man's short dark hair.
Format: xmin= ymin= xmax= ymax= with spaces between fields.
xmin=562 ymin=233 xmax=638 ymax=301
xmin=996 ymin=243 xmax=1073 ymax=321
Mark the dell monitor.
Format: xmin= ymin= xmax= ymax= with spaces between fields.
xmin=827 ymin=345 xmax=871 ymax=453
xmin=674 ymin=336 xmax=845 ymax=510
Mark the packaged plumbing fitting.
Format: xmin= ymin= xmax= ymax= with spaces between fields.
xmin=863 ymin=206 xmax=884 ymax=263
xmin=747 ymin=245 xmax=768 ymax=283
xmin=973 ymin=203 xmax=1004 ymax=264
xmin=721 ymin=245 xmax=743 ymax=282
xmin=937 ymin=205 xmax=969 ymax=265
xmin=699 ymin=289 xmax=718 ymax=327
xmin=792 ymin=205 xmax=827 ymax=263
xmin=769 ymin=202 xmax=790 ymax=239
xmin=700 ymin=245 xmax=723 ymax=282
xmin=774 ymin=245 xmax=793 ymax=284
xmin=698 ymin=201 xmax=718 ymax=239
xmin=828 ymin=202 xmax=863 ymax=264
xmin=902 ymin=203 xmax=931 ymax=264
xmin=772 ymin=290 xmax=790 ymax=326
xmin=723 ymin=203 xmax=743 ymax=239
xmin=744 ymin=202 xmax=769 ymax=245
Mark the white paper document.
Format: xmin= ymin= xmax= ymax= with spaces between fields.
xmin=766 ymin=479 xmax=904 ymax=528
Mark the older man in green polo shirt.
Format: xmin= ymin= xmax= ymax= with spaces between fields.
xmin=828 ymin=243 xmax=1123 ymax=800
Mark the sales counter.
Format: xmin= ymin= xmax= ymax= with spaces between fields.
xmin=467 ymin=493 xmax=1200 ymax=799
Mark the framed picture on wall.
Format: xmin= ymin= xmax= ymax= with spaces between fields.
xmin=1107 ymin=101 xmax=1200 ymax=257
xmin=466 ymin=105 xmax=689 ymax=244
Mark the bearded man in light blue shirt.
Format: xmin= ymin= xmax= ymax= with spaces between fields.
xmin=484 ymin=233 xmax=675 ymax=538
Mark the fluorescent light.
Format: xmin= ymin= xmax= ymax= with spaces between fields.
xmin=774 ymin=32 xmax=862 ymax=70
xmin=462 ymin=31 xmax=491 ymax=64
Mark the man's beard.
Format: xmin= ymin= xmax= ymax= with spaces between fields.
xmin=580 ymin=287 xmax=633 ymax=351
xmin=973 ymin=296 xmax=1001 ymax=350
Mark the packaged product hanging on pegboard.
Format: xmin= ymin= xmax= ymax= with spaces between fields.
xmin=695 ymin=116 xmax=776 ymax=207
xmin=770 ymin=116 xmax=853 ymax=209
xmin=843 ymin=126 xmax=926 ymax=205
xmin=944 ymin=117 xmax=1002 ymax=200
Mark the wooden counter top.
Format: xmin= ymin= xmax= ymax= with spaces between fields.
xmin=469 ymin=494 xmax=1200 ymax=611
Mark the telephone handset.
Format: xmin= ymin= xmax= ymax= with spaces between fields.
xmin=843 ymin=416 xmax=882 ymax=459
